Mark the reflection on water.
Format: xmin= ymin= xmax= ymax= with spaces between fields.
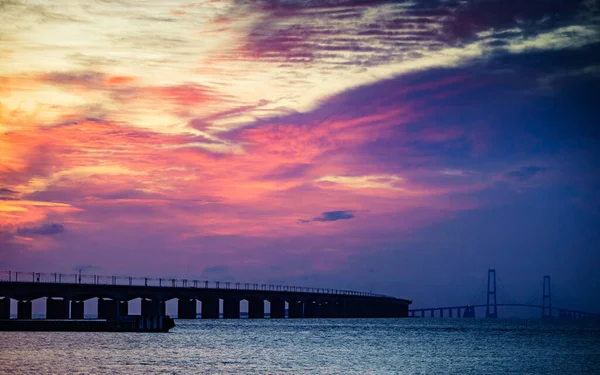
xmin=1 ymin=319 xmax=599 ymax=374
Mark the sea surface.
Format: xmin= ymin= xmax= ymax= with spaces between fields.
xmin=1 ymin=318 xmax=599 ymax=374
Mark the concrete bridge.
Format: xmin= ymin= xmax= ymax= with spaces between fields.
xmin=0 ymin=271 xmax=411 ymax=319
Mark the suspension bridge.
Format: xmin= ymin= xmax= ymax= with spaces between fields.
xmin=409 ymin=269 xmax=599 ymax=319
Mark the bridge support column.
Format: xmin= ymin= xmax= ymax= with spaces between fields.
xmin=46 ymin=298 xmax=69 ymax=319
xmin=142 ymin=298 xmax=165 ymax=316
xmin=17 ymin=300 xmax=32 ymax=319
xmin=178 ymin=298 xmax=197 ymax=319
xmin=71 ymin=301 xmax=84 ymax=319
xmin=369 ymin=301 xmax=384 ymax=318
xmin=248 ymin=298 xmax=264 ymax=319
xmin=347 ymin=300 xmax=365 ymax=318
xmin=331 ymin=300 xmax=346 ymax=318
xmin=320 ymin=300 xmax=333 ymax=318
xmin=399 ymin=303 xmax=409 ymax=318
xmin=304 ymin=301 xmax=320 ymax=318
xmin=377 ymin=301 xmax=392 ymax=318
xmin=288 ymin=301 xmax=303 ymax=318
xmin=223 ymin=298 xmax=240 ymax=319
xmin=269 ymin=299 xmax=285 ymax=319
xmin=440 ymin=308 xmax=444 ymax=318
xmin=99 ymin=298 xmax=128 ymax=319
xmin=457 ymin=308 xmax=461 ymax=318
xmin=0 ymin=297 xmax=10 ymax=319
xmin=201 ymin=297 xmax=219 ymax=319
xmin=463 ymin=306 xmax=475 ymax=318
xmin=388 ymin=302 xmax=407 ymax=318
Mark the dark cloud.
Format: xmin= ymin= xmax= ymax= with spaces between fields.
xmin=0 ymin=188 xmax=17 ymax=195
xmin=446 ymin=0 xmax=591 ymax=41
xmin=505 ymin=166 xmax=548 ymax=182
xmin=300 ymin=210 xmax=356 ymax=223
xmin=16 ymin=223 xmax=65 ymax=237
xmin=238 ymin=0 xmax=596 ymax=68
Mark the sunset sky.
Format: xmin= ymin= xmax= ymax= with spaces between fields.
xmin=1 ymin=0 xmax=599 ymax=311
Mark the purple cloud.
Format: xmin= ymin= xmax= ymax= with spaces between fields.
xmin=300 ymin=210 xmax=356 ymax=223
xmin=16 ymin=223 xmax=65 ymax=237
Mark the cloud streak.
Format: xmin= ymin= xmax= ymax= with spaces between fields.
xmin=300 ymin=210 xmax=356 ymax=223
xmin=16 ymin=223 xmax=65 ymax=237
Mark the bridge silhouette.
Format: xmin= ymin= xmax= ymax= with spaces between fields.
xmin=0 ymin=270 xmax=410 ymax=320
xmin=409 ymin=269 xmax=600 ymax=319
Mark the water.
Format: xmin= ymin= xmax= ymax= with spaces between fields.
xmin=1 ymin=319 xmax=599 ymax=374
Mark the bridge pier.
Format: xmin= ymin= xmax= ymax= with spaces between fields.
xmin=71 ymin=301 xmax=84 ymax=319
xmin=448 ymin=308 xmax=452 ymax=318
xmin=332 ymin=300 xmax=347 ymax=318
xmin=370 ymin=301 xmax=385 ymax=318
xmin=46 ymin=297 xmax=69 ymax=319
xmin=17 ymin=300 xmax=32 ymax=319
xmin=269 ymin=299 xmax=285 ymax=319
xmin=98 ymin=298 xmax=128 ymax=319
xmin=320 ymin=300 xmax=333 ymax=318
xmin=348 ymin=300 xmax=367 ymax=318
xmin=201 ymin=297 xmax=219 ymax=319
xmin=0 ymin=297 xmax=10 ymax=319
xmin=178 ymin=298 xmax=197 ymax=319
xmin=430 ymin=309 xmax=434 ymax=318
xmin=142 ymin=298 xmax=165 ymax=316
xmin=304 ymin=300 xmax=320 ymax=318
xmin=248 ymin=298 xmax=264 ymax=319
xmin=463 ymin=306 xmax=475 ymax=318
xmin=288 ymin=300 xmax=303 ymax=318
xmin=457 ymin=307 xmax=461 ymax=317
xmin=223 ymin=298 xmax=240 ymax=319
xmin=396 ymin=302 xmax=409 ymax=318
xmin=439 ymin=308 xmax=444 ymax=318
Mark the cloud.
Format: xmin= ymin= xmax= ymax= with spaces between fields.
xmin=440 ymin=169 xmax=476 ymax=177
xmin=0 ymin=188 xmax=17 ymax=195
xmin=300 ymin=210 xmax=356 ymax=223
xmin=505 ymin=166 xmax=548 ymax=182
xmin=16 ymin=223 xmax=65 ymax=237
xmin=446 ymin=0 xmax=590 ymax=41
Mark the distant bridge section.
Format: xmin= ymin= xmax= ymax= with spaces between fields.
xmin=0 ymin=271 xmax=411 ymax=320
xmin=409 ymin=270 xmax=600 ymax=320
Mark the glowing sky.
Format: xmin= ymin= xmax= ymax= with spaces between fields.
xmin=1 ymin=0 xmax=599 ymax=310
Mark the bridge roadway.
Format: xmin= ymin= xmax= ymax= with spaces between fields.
xmin=0 ymin=277 xmax=411 ymax=320
xmin=409 ymin=304 xmax=600 ymax=319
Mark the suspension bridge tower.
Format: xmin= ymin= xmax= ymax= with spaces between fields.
xmin=542 ymin=275 xmax=552 ymax=319
xmin=486 ymin=268 xmax=498 ymax=318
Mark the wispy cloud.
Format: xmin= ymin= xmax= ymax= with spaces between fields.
xmin=16 ymin=223 xmax=65 ymax=237
xmin=505 ymin=166 xmax=548 ymax=182
xmin=300 ymin=210 xmax=356 ymax=223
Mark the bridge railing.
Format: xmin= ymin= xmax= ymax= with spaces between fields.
xmin=0 ymin=271 xmax=391 ymax=298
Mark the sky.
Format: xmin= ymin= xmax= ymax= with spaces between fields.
xmin=1 ymin=0 xmax=599 ymax=313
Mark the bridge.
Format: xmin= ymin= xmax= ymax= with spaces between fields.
xmin=0 ymin=271 xmax=411 ymax=320
xmin=410 ymin=270 xmax=600 ymax=319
